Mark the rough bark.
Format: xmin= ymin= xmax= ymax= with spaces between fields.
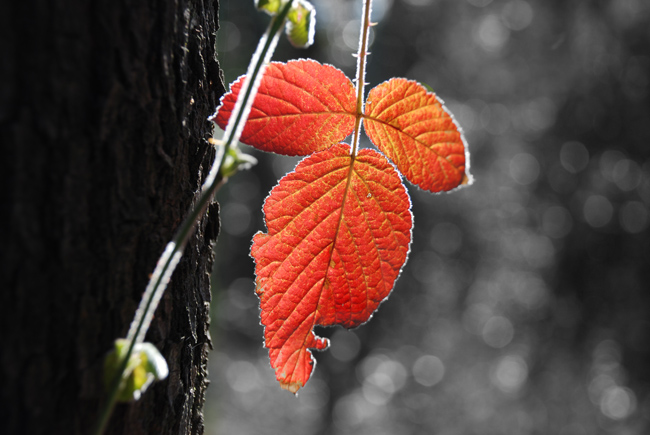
xmin=0 ymin=0 xmax=224 ymax=433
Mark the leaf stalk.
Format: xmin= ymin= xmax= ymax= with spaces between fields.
xmin=351 ymin=0 xmax=373 ymax=156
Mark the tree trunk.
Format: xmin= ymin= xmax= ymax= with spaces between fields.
xmin=0 ymin=0 xmax=224 ymax=433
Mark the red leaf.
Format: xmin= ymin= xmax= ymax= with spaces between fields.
xmin=364 ymin=78 xmax=470 ymax=192
xmin=252 ymin=143 xmax=412 ymax=393
xmin=212 ymin=60 xmax=356 ymax=156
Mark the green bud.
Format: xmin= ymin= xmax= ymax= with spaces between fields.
xmin=138 ymin=343 xmax=169 ymax=381
xmin=104 ymin=339 xmax=169 ymax=402
xmin=286 ymin=0 xmax=316 ymax=48
xmin=255 ymin=0 xmax=283 ymax=15
xmin=220 ymin=145 xmax=258 ymax=179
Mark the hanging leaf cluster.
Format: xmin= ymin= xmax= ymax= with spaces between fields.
xmin=212 ymin=59 xmax=470 ymax=393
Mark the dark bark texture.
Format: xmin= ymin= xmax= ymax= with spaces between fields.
xmin=0 ymin=0 xmax=224 ymax=433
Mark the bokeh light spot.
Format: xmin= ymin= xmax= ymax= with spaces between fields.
xmin=523 ymin=97 xmax=557 ymax=132
xmin=371 ymin=0 xmax=394 ymax=22
xmin=359 ymin=355 xmax=407 ymax=405
xmin=217 ymin=21 xmax=241 ymax=53
xmin=560 ymin=141 xmax=590 ymax=173
xmin=476 ymin=14 xmax=510 ymax=53
xmin=449 ymin=101 xmax=477 ymax=132
xmin=509 ymin=153 xmax=540 ymax=185
xmin=333 ymin=391 xmax=378 ymax=429
xmin=342 ymin=20 xmax=376 ymax=51
xmin=612 ymin=158 xmax=642 ymax=191
xmin=462 ymin=303 xmax=493 ymax=335
xmin=513 ymin=273 xmax=548 ymax=309
xmin=228 ymin=278 xmax=257 ymax=310
xmin=362 ymin=372 xmax=394 ymax=405
xmin=491 ymin=354 xmax=528 ymax=393
xmin=600 ymin=386 xmax=637 ymax=420
xmin=221 ymin=202 xmax=252 ymax=236
xmin=501 ymin=0 xmax=534 ymax=31
xmin=600 ymin=150 xmax=627 ymax=182
xmin=226 ymin=360 xmax=260 ymax=393
xmin=412 ymin=355 xmax=445 ymax=387
xmin=482 ymin=316 xmax=514 ymax=348
xmin=583 ymin=195 xmax=614 ymax=228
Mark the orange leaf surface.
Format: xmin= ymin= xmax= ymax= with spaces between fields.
xmin=212 ymin=60 xmax=356 ymax=156
xmin=252 ymin=143 xmax=412 ymax=393
xmin=364 ymin=78 xmax=469 ymax=192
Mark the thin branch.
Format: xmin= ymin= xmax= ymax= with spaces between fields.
xmin=350 ymin=0 xmax=373 ymax=156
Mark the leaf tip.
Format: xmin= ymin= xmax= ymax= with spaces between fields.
xmin=460 ymin=172 xmax=473 ymax=187
xmin=280 ymin=381 xmax=303 ymax=394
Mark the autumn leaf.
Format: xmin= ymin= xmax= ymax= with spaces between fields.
xmin=252 ymin=143 xmax=412 ymax=392
xmin=364 ymin=78 xmax=469 ymax=192
xmin=214 ymin=61 xmax=469 ymax=191
xmin=212 ymin=59 xmax=470 ymax=393
xmin=212 ymin=59 xmax=356 ymax=156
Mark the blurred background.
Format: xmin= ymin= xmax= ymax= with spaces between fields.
xmin=206 ymin=0 xmax=650 ymax=433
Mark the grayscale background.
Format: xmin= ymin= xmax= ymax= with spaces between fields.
xmin=207 ymin=0 xmax=650 ymax=434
